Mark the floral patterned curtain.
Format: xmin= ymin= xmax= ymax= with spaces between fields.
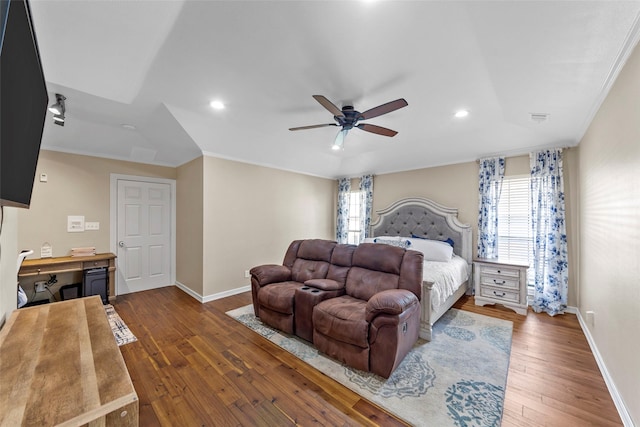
xmin=359 ymin=175 xmax=374 ymax=243
xmin=530 ymin=149 xmax=568 ymax=316
xmin=336 ymin=178 xmax=351 ymax=243
xmin=477 ymin=157 xmax=505 ymax=259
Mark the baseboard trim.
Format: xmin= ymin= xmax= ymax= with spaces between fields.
xmin=174 ymin=281 xmax=251 ymax=304
xmin=575 ymin=309 xmax=634 ymax=427
xmin=202 ymin=285 xmax=251 ymax=303
xmin=174 ymin=281 xmax=204 ymax=302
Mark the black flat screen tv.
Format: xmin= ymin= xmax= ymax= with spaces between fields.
xmin=0 ymin=0 xmax=48 ymax=208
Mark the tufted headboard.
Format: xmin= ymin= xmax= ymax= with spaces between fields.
xmin=370 ymin=197 xmax=473 ymax=265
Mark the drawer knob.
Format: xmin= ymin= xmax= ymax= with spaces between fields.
xmin=493 ymin=291 xmax=506 ymax=298
xmin=493 ymin=279 xmax=506 ymax=285
xmin=497 ymin=270 xmax=501 ymax=273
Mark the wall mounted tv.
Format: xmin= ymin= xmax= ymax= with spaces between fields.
xmin=0 ymin=0 xmax=48 ymax=208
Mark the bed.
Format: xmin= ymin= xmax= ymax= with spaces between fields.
xmin=370 ymin=197 xmax=473 ymax=341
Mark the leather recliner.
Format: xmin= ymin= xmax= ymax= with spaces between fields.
xmin=312 ymin=243 xmax=423 ymax=378
xmin=250 ymin=239 xmax=350 ymax=334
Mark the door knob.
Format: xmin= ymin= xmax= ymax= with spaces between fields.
xmin=118 ymin=241 xmax=125 ymax=247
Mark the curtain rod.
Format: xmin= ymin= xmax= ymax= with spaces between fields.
xmin=476 ymin=146 xmax=571 ymax=163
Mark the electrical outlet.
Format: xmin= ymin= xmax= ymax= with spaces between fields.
xmin=244 ymin=270 xmax=250 ymax=278
xmin=35 ymin=281 xmax=46 ymax=292
xmin=586 ymin=310 xmax=595 ymax=327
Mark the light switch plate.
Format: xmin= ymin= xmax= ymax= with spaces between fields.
xmin=85 ymin=222 xmax=100 ymax=231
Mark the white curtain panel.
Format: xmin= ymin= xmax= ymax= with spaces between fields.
xmin=477 ymin=157 xmax=505 ymax=259
xmin=530 ymin=148 xmax=568 ymax=316
xmin=336 ymin=178 xmax=351 ymax=244
xmin=359 ymin=175 xmax=374 ymax=243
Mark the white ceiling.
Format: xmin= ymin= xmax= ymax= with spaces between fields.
xmin=30 ymin=0 xmax=640 ymax=178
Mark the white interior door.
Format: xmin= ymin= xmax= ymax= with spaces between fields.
xmin=116 ymin=179 xmax=172 ymax=295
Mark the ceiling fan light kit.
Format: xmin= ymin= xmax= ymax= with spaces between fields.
xmin=290 ymin=95 xmax=408 ymax=150
xmin=332 ymin=129 xmax=348 ymax=151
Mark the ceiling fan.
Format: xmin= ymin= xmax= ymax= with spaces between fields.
xmin=289 ymin=95 xmax=408 ymax=150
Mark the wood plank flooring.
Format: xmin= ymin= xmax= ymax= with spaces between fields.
xmin=112 ymin=286 xmax=622 ymax=426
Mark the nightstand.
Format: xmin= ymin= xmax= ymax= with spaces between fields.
xmin=473 ymin=258 xmax=529 ymax=316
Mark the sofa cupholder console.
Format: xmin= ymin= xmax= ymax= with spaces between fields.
xmin=294 ymin=283 xmax=344 ymax=342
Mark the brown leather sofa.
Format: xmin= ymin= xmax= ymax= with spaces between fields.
xmin=250 ymin=239 xmax=424 ymax=378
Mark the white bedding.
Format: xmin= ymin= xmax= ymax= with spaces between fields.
xmin=422 ymin=254 xmax=470 ymax=310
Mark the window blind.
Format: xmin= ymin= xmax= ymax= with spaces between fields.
xmin=347 ymin=191 xmax=363 ymax=245
xmin=497 ymin=176 xmax=533 ymax=267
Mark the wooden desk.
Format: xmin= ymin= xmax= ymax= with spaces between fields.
xmin=0 ymin=296 xmax=138 ymax=426
xmin=18 ymin=253 xmax=117 ymax=301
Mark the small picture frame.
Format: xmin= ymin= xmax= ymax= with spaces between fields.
xmin=41 ymin=242 xmax=52 ymax=258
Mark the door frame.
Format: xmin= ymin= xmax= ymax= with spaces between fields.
xmin=110 ymin=174 xmax=177 ymax=296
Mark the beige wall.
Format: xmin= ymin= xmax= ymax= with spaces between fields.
xmin=10 ymin=149 xmax=334 ymax=304
xmin=176 ymin=157 xmax=204 ymax=295
xmin=373 ymin=161 xmax=479 ymax=231
xmin=372 ymin=149 xmax=579 ymax=307
xmin=0 ymin=208 xmax=18 ymax=326
xmin=578 ymin=42 xmax=640 ymax=424
xmin=200 ymin=156 xmax=335 ymax=297
xmin=18 ymin=150 xmax=176 ymax=258
xmin=15 ymin=150 xmax=176 ymax=298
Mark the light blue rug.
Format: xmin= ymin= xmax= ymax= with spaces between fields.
xmin=227 ymin=305 xmax=512 ymax=427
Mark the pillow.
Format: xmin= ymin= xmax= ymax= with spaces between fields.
xmin=407 ymin=237 xmax=453 ymax=262
xmin=411 ymin=233 xmax=455 ymax=248
xmin=373 ymin=236 xmax=411 ymax=249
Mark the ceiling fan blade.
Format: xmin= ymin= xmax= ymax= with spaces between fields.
xmin=359 ymin=98 xmax=408 ymax=120
xmin=312 ymin=95 xmax=345 ymax=118
xmin=357 ymin=123 xmax=398 ymax=137
xmin=289 ymin=123 xmax=338 ymax=131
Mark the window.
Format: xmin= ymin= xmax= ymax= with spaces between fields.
xmin=346 ymin=191 xmax=363 ymax=245
xmin=497 ymin=176 xmax=534 ymax=286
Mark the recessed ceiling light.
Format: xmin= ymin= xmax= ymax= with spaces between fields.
xmin=209 ymin=100 xmax=225 ymax=110
xmin=121 ymin=124 xmax=137 ymax=130
xmin=454 ymin=110 xmax=469 ymax=118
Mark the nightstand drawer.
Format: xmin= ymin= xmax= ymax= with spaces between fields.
xmin=479 ymin=275 xmax=519 ymax=290
xmin=480 ymin=286 xmax=519 ymax=303
xmin=478 ymin=265 xmax=521 ymax=279
xmin=474 ymin=258 xmax=529 ymax=316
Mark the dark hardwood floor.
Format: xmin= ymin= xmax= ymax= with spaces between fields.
xmin=112 ymin=286 xmax=622 ymax=426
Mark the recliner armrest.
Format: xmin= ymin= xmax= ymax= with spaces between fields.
xmin=304 ymin=279 xmax=344 ymax=291
xmin=250 ymin=264 xmax=291 ymax=286
xmin=365 ymin=289 xmax=418 ymax=322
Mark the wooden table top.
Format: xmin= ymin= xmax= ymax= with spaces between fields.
xmin=19 ymin=252 xmax=116 ymax=268
xmin=0 ymin=296 xmax=138 ymax=426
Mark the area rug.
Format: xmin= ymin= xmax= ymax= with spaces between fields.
xmin=104 ymin=304 xmax=137 ymax=346
xmin=227 ymin=305 xmax=512 ymax=427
